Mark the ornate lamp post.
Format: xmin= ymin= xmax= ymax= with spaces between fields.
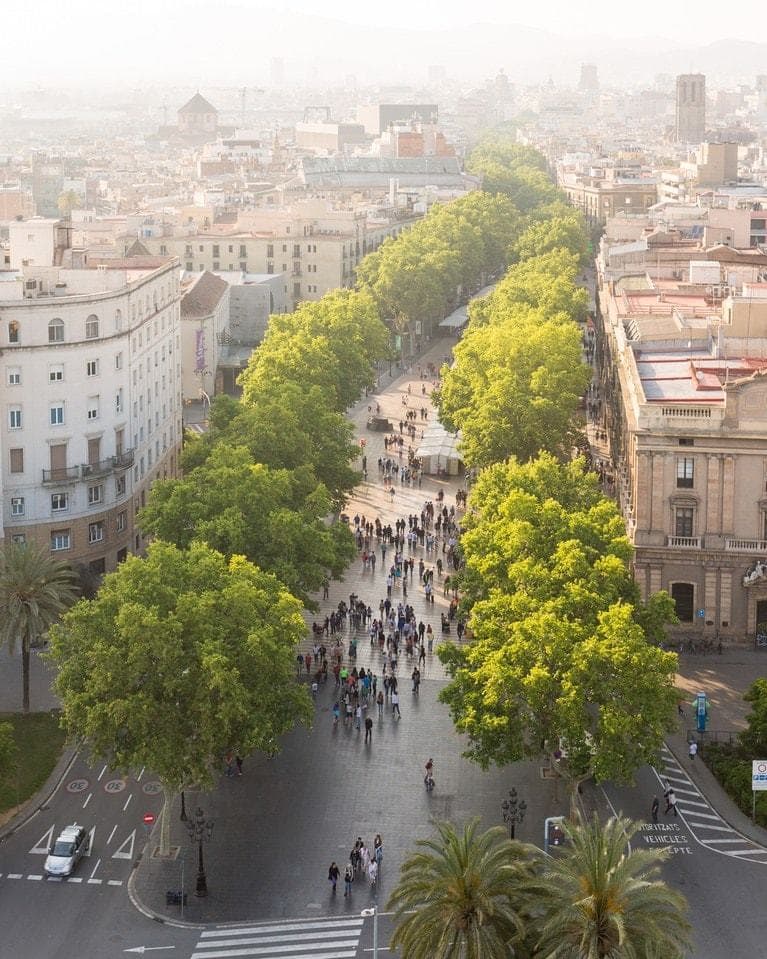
xmin=186 ymin=806 xmax=214 ymax=897
xmin=501 ymin=787 xmax=527 ymax=839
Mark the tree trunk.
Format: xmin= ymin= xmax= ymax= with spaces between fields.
xmin=158 ymin=786 xmax=175 ymax=857
xmin=22 ymin=635 xmax=30 ymax=714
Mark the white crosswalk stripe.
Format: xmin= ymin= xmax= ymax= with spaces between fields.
xmin=191 ymin=916 xmax=365 ymax=959
xmin=656 ymin=745 xmax=767 ymax=864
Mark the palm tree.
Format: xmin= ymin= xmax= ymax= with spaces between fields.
xmin=0 ymin=543 xmax=78 ymax=712
xmin=387 ymin=818 xmax=539 ymax=959
xmin=530 ymin=813 xmax=691 ymax=959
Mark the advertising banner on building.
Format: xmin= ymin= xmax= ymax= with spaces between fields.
xmin=195 ymin=329 xmax=206 ymax=371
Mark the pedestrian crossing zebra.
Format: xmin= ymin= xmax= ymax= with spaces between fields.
xmin=190 ymin=915 xmax=365 ymax=959
xmin=656 ymin=744 xmax=767 ymax=864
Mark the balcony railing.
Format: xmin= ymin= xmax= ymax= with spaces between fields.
xmin=42 ymin=449 xmax=134 ymax=485
xmin=42 ymin=466 xmax=81 ymax=484
xmin=725 ymin=539 xmax=767 ymax=552
xmin=666 ymin=536 xmax=701 ymax=549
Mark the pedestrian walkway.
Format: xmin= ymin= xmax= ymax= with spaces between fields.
xmin=189 ymin=915 xmax=364 ymax=959
xmin=654 ymin=745 xmax=767 ymax=864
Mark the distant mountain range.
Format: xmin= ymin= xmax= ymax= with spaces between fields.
xmin=5 ymin=2 xmax=766 ymax=90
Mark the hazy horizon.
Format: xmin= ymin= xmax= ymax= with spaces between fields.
xmin=3 ymin=0 xmax=767 ymax=89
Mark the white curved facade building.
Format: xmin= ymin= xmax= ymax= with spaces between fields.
xmin=0 ymin=251 xmax=182 ymax=575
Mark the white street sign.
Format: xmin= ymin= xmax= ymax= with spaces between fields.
xmin=752 ymin=759 xmax=767 ymax=791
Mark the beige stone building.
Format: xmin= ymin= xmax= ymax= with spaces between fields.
xmin=148 ymin=200 xmax=418 ymax=306
xmin=596 ymin=269 xmax=767 ymax=642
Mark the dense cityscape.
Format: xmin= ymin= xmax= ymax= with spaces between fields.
xmin=1 ymin=3 xmax=767 ymax=957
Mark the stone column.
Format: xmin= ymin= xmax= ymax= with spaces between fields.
xmin=651 ymin=454 xmax=666 ymax=535
xmin=721 ymin=456 xmax=735 ymax=534
xmin=705 ymin=455 xmax=721 ymax=534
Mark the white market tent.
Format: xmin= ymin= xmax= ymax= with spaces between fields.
xmin=438 ymin=283 xmax=496 ymax=331
xmin=415 ymin=421 xmax=463 ymax=476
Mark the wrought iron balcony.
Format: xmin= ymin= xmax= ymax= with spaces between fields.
xmin=42 ymin=449 xmax=134 ymax=485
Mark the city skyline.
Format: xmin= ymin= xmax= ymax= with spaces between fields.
xmin=3 ymin=0 xmax=767 ymax=87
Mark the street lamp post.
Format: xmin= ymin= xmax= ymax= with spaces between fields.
xmin=185 ymin=806 xmax=214 ymax=897
xmin=361 ymin=906 xmax=378 ymax=959
xmin=179 ymin=790 xmax=188 ymax=822
xmin=501 ymin=787 xmax=527 ymax=840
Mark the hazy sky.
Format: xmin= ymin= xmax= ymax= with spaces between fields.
xmin=10 ymin=0 xmax=766 ymax=43
xmin=4 ymin=0 xmax=765 ymax=87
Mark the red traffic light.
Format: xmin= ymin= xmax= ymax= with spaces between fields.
xmin=143 ymin=813 xmax=156 ymax=825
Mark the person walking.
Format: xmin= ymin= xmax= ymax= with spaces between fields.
xmin=391 ymin=689 xmax=401 ymax=719
xmin=651 ymin=795 xmax=659 ymax=823
xmin=332 ymin=701 xmax=340 ymax=726
xmin=235 ymin=755 xmax=243 ymax=776
xmin=374 ymin=833 xmax=383 ymax=864
xmin=328 ymin=861 xmax=340 ymax=894
xmin=368 ymin=858 xmax=378 ymax=889
xmin=376 ymin=689 xmax=384 ymax=717
xmin=355 ymin=703 xmax=362 ymax=731
xmin=344 ymin=862 xmax=354 ymax=897
xmin=664 ymin=786 xmax=678 ymax=816
xmin=688 ymin=740 xmax=698 ymax=761
xmin=365 ymin=715 xmax=373 ymax=743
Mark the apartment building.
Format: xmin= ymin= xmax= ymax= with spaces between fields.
xmin=595 ymin=264 xmax=767 ymax=641
xmin=559 ymin=164 xmax=658 ymax=226
xmin=0 ymin=228 xmax=182 ymax=575
xmin=148 ymin=200 xmax=417 ymax=305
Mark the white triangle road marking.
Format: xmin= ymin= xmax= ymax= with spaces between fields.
xmin=29 ymin=825 xmax=55 ymax=855
xmin=112 ymin=829 xmax=136 ymax=860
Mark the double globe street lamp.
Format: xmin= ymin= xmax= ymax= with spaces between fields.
xmin=186 ymin=806 xmax=214 ymax=897
xmin=501 ymin=787 xmax=527 ymax=840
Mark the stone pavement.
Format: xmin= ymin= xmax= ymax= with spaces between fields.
xmin=131 ymin=339 xmax=570 ymax=923
xmin=666 ymin=648 xmax=767 ymax=846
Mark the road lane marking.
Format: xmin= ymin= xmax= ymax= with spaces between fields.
xmin=112 ymin=829 xmax=136 ymax=859
xmin=137 ymin=766 xmax=145 ymax=781
xmin=108 ymin=879 xmax=124 ymax=886
xmin=97 ymin=764 xmax=107 ymax=782
xmin=107 ymin=825 xmax=118 ymax=844
xmin=87 ymin=879 xmax=103 ymax=884
xmin=83 ymin=792 xmax=93 ymax=809
xmin=89 ymin=857 xmax=102 ymax=879
xmin=27 ymin=875 xmax=43 ymax=881
xmin=7 ymin=874 xmax=22 ymax=879
xmin=123 ymin=793 xmax=133 ymax=812
xmin=29 ymin=825 xmax=55 ymax=855
xmin=66 ymin=877 xmax=82 ymax=883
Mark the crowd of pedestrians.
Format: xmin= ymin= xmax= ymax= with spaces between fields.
xmin=328 ymin=832 xmax=384 ymax=896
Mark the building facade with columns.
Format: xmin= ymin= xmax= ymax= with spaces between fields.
xmin=596 ymin=272 xmax=767 ymax=642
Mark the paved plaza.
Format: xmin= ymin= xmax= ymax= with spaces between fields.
xmin=132 ymin=342 xmax=571 ymax=922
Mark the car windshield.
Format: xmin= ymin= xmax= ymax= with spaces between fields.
xmin=52 ymin=840 xmax=75 ymax=857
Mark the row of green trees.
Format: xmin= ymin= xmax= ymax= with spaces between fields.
xmin=434 ymin=137 xmax=679 ymax=807
xmin=388 ymin=815 xmax=690 ymax=959
xmin=357 ymin=191 xmax=522 ymax=347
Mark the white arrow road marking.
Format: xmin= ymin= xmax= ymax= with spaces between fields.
xmin=29 ymin=825 xmax=55 ymax=855
xmin=112 ymin=829 xmax=136 ymax=860
xmin=84 ymin=826 xmax=96 ymax=856
xmin=124 ymin=947 xmax=176 ymax=954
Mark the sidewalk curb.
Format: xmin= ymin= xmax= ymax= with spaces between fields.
xmin=127 ymin=853 xmax=208 ymax=931
xmin=664 ymin=732 xmax=767 ymax=849
xmin=0 ymin=742 xmax=79 ymax=842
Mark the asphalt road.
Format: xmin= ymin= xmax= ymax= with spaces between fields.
xmin=603 ymin=754 xmax=767 ymax=959
xmin=0 ymin=752 xmax=199 ymax=959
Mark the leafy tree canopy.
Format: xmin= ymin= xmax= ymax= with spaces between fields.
xmin=436 ymin=307 xmax=590 ymax=466
xmin=513 ymin=212 xmax=590 ymax=266
xmin=438 ymin=455 xmax=678 ymax=791
xmin=239 ymin=289 xmax=388 ymax=412
xmin=469 ymin=250 xmax=588 ymax=328
xmin=49 ymin=540 xmax=313 ymax=793
xmin=182 ymin=384 xmax=359 ymax=508
xmin=139 ymin=445 xmax=355 ymax=606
